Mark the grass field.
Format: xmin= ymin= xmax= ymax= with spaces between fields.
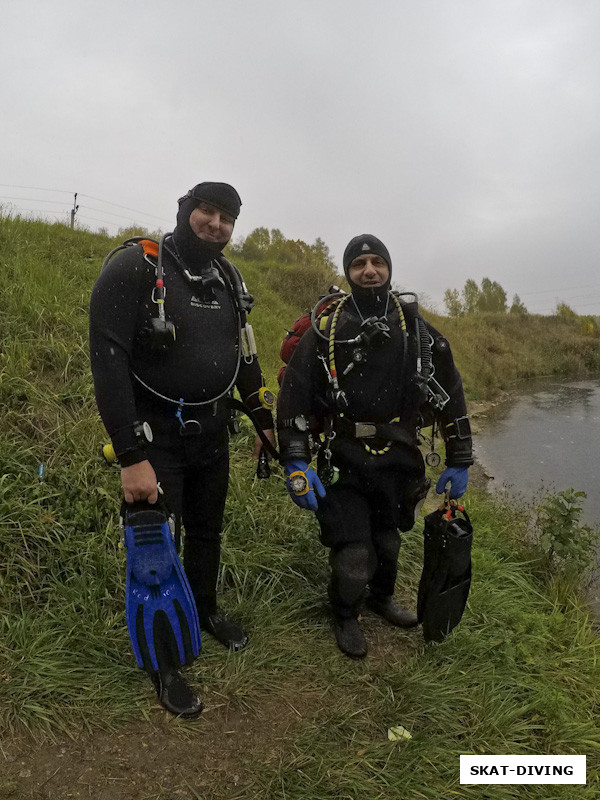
xmin=0 ymin=213 xmax=599 ymax=799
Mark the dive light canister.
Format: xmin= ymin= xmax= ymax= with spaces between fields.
xmin=102 ymin=443 xmax=117 ymax=465
xmin=241 ymin=323 xmax=257 ymax=358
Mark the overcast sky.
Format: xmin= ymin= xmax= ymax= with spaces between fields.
xmin=2 ymin=1 xmax=599 ymax=315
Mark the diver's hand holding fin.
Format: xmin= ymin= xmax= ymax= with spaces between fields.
xmin=284 ymin=460 xmax=326 ymax=511
xmin=121 ymin=459 xmax=159 ymax=504
xmin=436 ymin=466 xmax=469 ymax=499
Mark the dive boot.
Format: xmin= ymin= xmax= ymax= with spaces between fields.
xmin=199 ymin=608 xmax=249 ymax=652
xmin=333 ymin=616 xmax=368 ymax=659
xmin=366 ymin=595 xmax=419 ymax=628
xmin=151 ymin=668 xmax=203 ymax=719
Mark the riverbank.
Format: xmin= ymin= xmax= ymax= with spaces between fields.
xmin=3 ymin=459 xmax=600 ymax=800
xmin=1 ymin=216 xmax=600 ymax=798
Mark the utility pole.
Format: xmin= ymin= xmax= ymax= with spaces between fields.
xmin=70 ymin=192 xmax=79 ymax=229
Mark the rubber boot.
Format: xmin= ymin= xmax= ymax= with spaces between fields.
xmin=198 ymin=607 xmax=249 ymax=652
xmin=366 ymin=594 xmax=419 ymax=628
xmin=333 ymin=615 xmax=368 ymax=659
xmin=150 ymin=669 xmax=203 ymax=719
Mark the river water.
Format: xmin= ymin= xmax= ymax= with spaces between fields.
xmin=473 ymin=377 xmax=600 ymax=524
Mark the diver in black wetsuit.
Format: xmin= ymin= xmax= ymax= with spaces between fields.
xmin=90 ymin=182 xmax=275 ymax=715
xmin=277 ymin=234 xmax=472 ymax=658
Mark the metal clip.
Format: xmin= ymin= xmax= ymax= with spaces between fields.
xmin=427 ymin=376 xmax=450 ymax=410
xmin=151 ymin=285 xmax=166 ymax=305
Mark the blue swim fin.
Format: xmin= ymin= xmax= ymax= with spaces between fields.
xmin=123 ymin=501 xmax=201 ymax=672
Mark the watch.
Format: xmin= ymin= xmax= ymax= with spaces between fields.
xmin=279 ymin=415 xmax=308 ymax=432
xmin=288 ymin=470 xmax=309 ymax=495
xmin=258 ymin=387 xmax=275 ymax=410
xmin=134 ymin=420 xmax=153 ymax=443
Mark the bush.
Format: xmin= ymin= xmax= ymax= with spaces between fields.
xmin=535 ymin=489 xmax=599 ymax=577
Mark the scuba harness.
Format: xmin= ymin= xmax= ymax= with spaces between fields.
xmin=101 ymin=236 xmax=279 ymax=462
xmin=306 ymin=289 xmax=450 ymax=464
xmin=309 ymin=289 xmax=450 ymax=413
xmin=276 ymin=288 xmax=461 ymax=487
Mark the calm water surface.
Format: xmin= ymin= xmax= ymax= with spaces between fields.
xmin=474 ymin=378 xmax=600 ymax=524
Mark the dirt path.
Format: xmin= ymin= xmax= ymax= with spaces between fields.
xmin=1 ymin=689 xmax=301 ymax=799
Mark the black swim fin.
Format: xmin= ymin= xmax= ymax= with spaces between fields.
xmin=417 ymin=501 xmax=473 ymax=643
xmin=123 ymin=501 xmax=202 ymax=672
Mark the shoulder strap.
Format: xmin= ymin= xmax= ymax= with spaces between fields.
xmin=100 ymin=236 xmax=160 ymax=273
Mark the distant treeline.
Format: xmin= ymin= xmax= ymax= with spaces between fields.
xmin=444 ymin=277 xmax=599 ymax=338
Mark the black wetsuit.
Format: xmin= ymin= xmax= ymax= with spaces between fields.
xmin=89 ymin=237 xmax=272 ymax=618
xmin=277 ymin=293 xmax=472 ymax=619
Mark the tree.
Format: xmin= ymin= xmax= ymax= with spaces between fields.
xmin=241 ymin=227 xmax=271 ymax=260
xmin=117 ymin=224 xmax=148 ymax=238
xmin=555 ymin=302 xmax=577 ymax=320
xmin=509 ymin=294 xmax=527 ymax=315
xmin=579 ymin=316 xmax=598 ymax=337
xmin=270 ymin=228 xmax=286 ymax=246
xmin=478 ymin=278 xmax=507 ymax=313
xmin=462 ymin=279 xmax=480 ymax=314
xmin=443 ymin=288 xmax=463 ymax=317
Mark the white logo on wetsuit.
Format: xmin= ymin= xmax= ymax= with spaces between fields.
xmin=190 ymin=296 xmax=222 ymax=310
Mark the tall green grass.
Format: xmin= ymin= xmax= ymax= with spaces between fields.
xmin=424 ymin=311 xmax=600 ymax=401
xmin=0 ymin=213 xmax=599 ymax=798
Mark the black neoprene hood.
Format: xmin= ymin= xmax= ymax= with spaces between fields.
xmin=342 ymin=234 xmax=392 ymax=278
xmin=173 ymin=182 xmax=242 ymax=268
xmin=342 ymin=234 xmax=392 ymax=298
xmin=179 ymin=182 xmax=242 ymax=219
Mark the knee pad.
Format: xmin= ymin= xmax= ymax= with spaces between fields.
xmin=330 ymin=542 xmax=377 ymax=585
xmin=329 ymin=542 xmax=377 ymax=614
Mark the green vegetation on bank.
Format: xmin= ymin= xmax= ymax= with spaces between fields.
xmin=420 ymin=310 xmax=600 ymax=401
xmin=1 ymin=213 xmax=599 ymax=798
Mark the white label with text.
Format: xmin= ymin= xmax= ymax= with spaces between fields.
xmin=460 ymin=755 xmax=586 ymax=784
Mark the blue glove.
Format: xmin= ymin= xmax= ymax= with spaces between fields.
xmin=284 ymin=460 xmax=326 ymax=512
xmin=436 ymin=466 xmax=469 ymax=499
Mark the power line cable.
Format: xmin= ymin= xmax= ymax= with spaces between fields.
xmin=0 ymin=183 xmax=74 ymax=194
xmin=77 ymin=214 xmax=126 ymax=227
xmin=79 ymin=203 xmax=164 ymax=224
xmin=1 ymin=205 xmax=68 ymax=217
xmin=0 ymin=184 xmax=171 ymax=225
xmin=518 ymin=282 xmax=600 ymax=296
xmin=0 ymin=195 xmax=71 ymax=206
xmin=78 ymin=193 xmax=171 ymax=224
xmin=528 ymin=299 xmax=600 ymax=313
xmin=527 ymin=292 xmax=600 ymax=306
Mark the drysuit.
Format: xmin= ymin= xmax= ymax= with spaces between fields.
xmin=277 ymin=289 xmax=472 ymax=621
